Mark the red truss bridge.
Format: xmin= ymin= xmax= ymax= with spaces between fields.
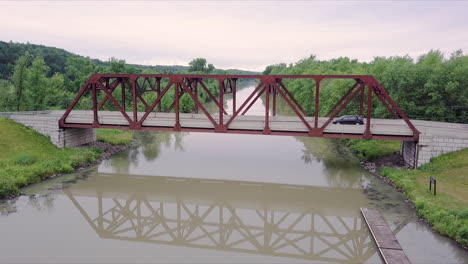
xmin=59 ymin=74 xmax=420 ymax=141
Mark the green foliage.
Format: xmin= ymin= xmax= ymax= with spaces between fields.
xmin=188 ymin=58 xmax=214 ymax=73
xmin=380 ymin=149 xmax=468 ymax=247
xmin=11 ymin=51 xmax=32 ymax=111
xmin=344 ymin=139 xmax=400 ymax=161
xmin=0 ymin=118 xmax=100 ymax=198
xmin=0 ymin=79 xmax=16 ymax=111
xmin=24 ymin=56 xmax=49 ymax=110
xmin=97 ymin=129 xmax=134 ymax=145
xmin=266 ymin=50 xmax=468 ymax=123
xmin=0 ymin=41 xmax=74 ymax=79
xmin=1 ymin=41 xmax=259 ymax=113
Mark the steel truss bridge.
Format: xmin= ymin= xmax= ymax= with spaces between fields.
xmin=65 ymin=174 xmax=410 ymax=262
xmin=59 ymin=74 xmax=419 ymax=141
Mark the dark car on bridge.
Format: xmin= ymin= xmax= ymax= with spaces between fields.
xmin=333 ymin=115 xmax=364 ymax=125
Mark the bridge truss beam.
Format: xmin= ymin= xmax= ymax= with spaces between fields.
xmin=59 ymin=74 xmax=419 ymax=141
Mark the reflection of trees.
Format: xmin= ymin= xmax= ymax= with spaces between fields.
xmin=295 ymin=136 xmax=364 ymax=188
xmin=105 ymin=131 xmax=188 ymax=174
xmin=27 ymin=192 xmax=56 ymax=212
xmin=105 ymin=151 xmax=135 ymax=175
xmin=136 ymin=131 xmax=187 ymax=161
xmin=296 ymin=137 xmax=358 ymax=168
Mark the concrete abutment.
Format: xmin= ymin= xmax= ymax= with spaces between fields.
xmin=402 ymin=132 xmax=468 ymax=168
xmin=0 ymin=111 xmax=96 ymax=148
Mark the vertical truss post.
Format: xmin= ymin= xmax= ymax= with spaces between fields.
xmin=232 ymin=78 xmax=237 ymax=114
xmin=363 ymin=83 xmax=373 ymax=139
xmin=264 ymin=84 xmax=271 ymax=134
xmin=121 ymin=78 xmax=126 ymax=112
xmin=314 ymin=79 xmax=321 ymax=128
xmin=359 ymin=87 xmax=365 ymax=117
xmin=217 ymin=78 xmax=226 ymax=132
xmin=310 ymin=78 xmax=322 ymax=136
xmin=193 ymin=79 xmax=199 ymax=114
xmin=156 ymin=78 xmax=162 ymax=112
xmin=272 ymin=84 xmax=277 ymax=117
xmin=174 ymin=83 xmax=181 ymax=131
xmin=131 ymin=77 xmax=139 ymax=129
xmin=92 ymin=83 xmax=99 ymax=127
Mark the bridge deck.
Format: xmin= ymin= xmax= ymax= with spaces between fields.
xmin=64 ymin=110 xmax=416 ymax=138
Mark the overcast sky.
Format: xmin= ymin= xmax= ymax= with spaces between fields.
xmin=1 ymin=1 xmax=467 ymax=71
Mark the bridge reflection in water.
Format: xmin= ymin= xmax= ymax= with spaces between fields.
xmin=64 ymin=173 xmax=380 ymax=263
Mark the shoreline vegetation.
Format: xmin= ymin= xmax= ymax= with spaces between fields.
xmin=351 ymin=139 xmax=468 ymax=249
xmin=0 ymin=118 xmax=132 ymax=199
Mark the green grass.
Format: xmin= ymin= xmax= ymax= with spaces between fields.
xmin=344 ymin=139 xmax=401 ymax=161
xmin=0 ymin=118 xmax=101 ymax=198
xmin=380 ymin=149 xmax=468 ymax=247
xmin=97 ymin=129 xmax=134 ymax=145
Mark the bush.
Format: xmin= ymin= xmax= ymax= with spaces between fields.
xmin=344 ymin=139 xmax=400 ymax=161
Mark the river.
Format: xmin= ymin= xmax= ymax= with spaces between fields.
xmin=0 ymin=81 xmax=466 ymax=263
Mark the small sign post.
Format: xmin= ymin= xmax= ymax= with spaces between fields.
xmin=429 ymin=176 xmax=437 ymax=196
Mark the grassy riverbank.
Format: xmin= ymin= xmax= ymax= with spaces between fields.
xmin=380 ymin=149 xmax=468 ymax=247
xmin=347 ymin=139 xmax=468 ymax=247
xmin=0 ymin=118 xmax=101 ymax=198
xmin=344 ymin=139 xmax=401 ymax=161
xmin=97 ymin=129 xmax=134 ymax=145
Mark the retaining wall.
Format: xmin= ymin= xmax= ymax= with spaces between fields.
xmin=403 ymin=133 xmax=468 ymax=168
xmin=0 ymin=111 xmax=95 ymax=148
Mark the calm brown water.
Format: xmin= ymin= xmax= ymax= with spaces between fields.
xmin=0 ymin=83 xmax=466 ymax=263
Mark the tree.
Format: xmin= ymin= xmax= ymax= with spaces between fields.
xmin=44 ymin=73 xmax=67 ymax=109
xmin=108 ymin=57 xmax=127 ymax=74
xmin=65 ymin=56 xmax=97 ymax=92
xmin=0 ymin=80 xmax=16 ymax=111
xmin=188 ymin=58 xmax=214 ymax=73
xmin=11 ymin=52 xmax=32 ymax=111
xmin=24 ymin=56 xmax=49 ymax=110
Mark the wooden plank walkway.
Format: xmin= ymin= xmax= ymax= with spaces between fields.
xmin=361 ymin=208 xmax=411 ymax=264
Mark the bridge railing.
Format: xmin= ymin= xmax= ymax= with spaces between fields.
xmin=59 ymin=74 xmax=419 ymax=141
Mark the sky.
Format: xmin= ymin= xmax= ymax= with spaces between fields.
xmin=1 ymin=1 xmax=467 ymax=71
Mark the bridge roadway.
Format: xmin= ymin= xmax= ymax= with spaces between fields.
xmin=59 ymin=110 xmax=468 ymax=140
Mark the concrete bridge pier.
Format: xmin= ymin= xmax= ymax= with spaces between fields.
xmin=0 ymin=111 xmax=96 ymax=148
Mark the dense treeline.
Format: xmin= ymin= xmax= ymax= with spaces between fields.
xmin=264 ymin=50 xmax=468 ymax=123
xmin=0 ymin=41 xmax=258 ymax=113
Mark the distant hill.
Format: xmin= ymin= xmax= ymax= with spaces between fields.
xmin=0 ymin=41 xmax=259 ymax=79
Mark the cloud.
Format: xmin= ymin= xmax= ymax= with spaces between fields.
xmin=0 ymin=1 xmax=467 ymax=70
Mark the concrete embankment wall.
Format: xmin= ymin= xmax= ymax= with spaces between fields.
xmin=0 ymin=111 xmax=95 ymax=148
xmin=402 ymin=120 xmax=468 ymax=168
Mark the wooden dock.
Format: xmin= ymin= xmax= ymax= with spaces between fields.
xmin=361 ymin=208 xmax=411 ymax=264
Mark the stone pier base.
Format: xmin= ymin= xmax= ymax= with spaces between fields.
xmin=0 ymin=111 xmax=96 ymax=148
xmin=403 ymin=133 xmax=468 ymax=168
